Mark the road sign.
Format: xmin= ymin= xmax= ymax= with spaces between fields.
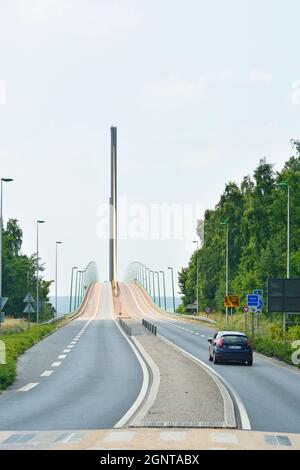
xmin=23 ymin=292 xmax=35 ymax=303
xmin=205 ymin=307 xmax=211 ymax=314
xmin=224 ymin=296 xmax=240 ymax=308
xmin=253 ymin=289 xmax=263 ymax=298
xmin=247 ymin=294 xmax=260 ymax=307
xmin=243 ymin=306 xmax=249 ymax=313
xmin=23 ymin=304 xmax=35 ymax=314
xmin=0 ymin=297 xmax=8 ymax=311
xmin=249 ymin=306 xmax=258 ymax=313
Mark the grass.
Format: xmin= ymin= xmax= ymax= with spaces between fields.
xmin=0 ymin=317 xmax=35 ymax=335
xmin=0 ymin=320 xmax=66 ymax=391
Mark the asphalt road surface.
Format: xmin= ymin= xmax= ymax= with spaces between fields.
xmin=120 ymin=282 xmax=300 ymax=434
xmin=0 ymin=282 xmax=143 ymax=430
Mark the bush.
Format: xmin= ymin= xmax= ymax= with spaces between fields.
xmin=0 ymin=323 xmax=59 ymax=390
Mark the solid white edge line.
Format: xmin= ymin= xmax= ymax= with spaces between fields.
xmin=158 ymin=333 xmax=251 ymax=430
xmin=113 ymin=319 xmax=150 ymax=429
xmin=128 ymin=337 xmax=160 ymax=426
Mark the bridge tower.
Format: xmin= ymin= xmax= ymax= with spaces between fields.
xmin=109 ymin=126 xmax=118 ymax=285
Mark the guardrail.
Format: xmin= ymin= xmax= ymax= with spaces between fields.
xmin=119 ymin=319 xmax=132 ymax=337
xmin=142 ymin=319 xmax=157 ymax=335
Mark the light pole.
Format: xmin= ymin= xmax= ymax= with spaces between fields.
xmin=36 ymin=220 xmax=45 ymax=323
xmin=278 ymin=181 xmax=290 ymax=332
xmin=69 ymin=266 xmax=77 ymax=312
xmin=151 ymin=270 xmax=156 ymax=302
xmin=220 ymin=221 xmax=229 ymax=324
xmin=81 ymin=269 xmax=87 ymax=301
xmin=0 ymin=178 xmax=13 ymax=308
xmin=160 ymin=270 xmax=167 ymax=311
xmin=55 ymin=241 xmax=62 ymax=316
xmin=155 ymin=271 xmax=161 ymax=307
xmin=144 ymin=265 xmax=148 ymax=292
xmin=74 ymin=269 xmax=80 ymax=310
xmin=168 ymin=267 xmax=176 ymax=313
xmin=193 ymin=240 xmax=200 ymax=314
xmin=77 ymin=271 xmax=83 ymax=308
xmin=148 ymin=268 xmax=152 ymax=297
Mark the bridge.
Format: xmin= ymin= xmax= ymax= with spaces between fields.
xmin=0 ymin=128 xmax=300 ymax=450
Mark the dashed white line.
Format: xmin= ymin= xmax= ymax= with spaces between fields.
xmin=68 ymin=345 xmax=74 ymax=348
xmin=40 ymin=370 xmax=53 ymax=377
xmin=17 ymin=383 xmax=39 ymax=392
xmin=51 ymin=362 xmax=61 ymax=367
xmin=58 ymin=355 xmax=66 ymax=359
xmin=63 ymin=349 xmax=71 ymax=353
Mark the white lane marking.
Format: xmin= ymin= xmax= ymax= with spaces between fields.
xmin=58 ymin=355 xmax=66 ymax=359
xmin=40 ymin=370 xmax=53 ymax=377
xmin=51 ymin=362 xmax=61 ymax=367
xmin=17 ymin=383 xmax=39 ymax=392
xmin=195 ymin=333 xmax=200 ymax=336
xmin=68 ymin=345 xmax=75 ymax=348
xmin=71 ymin=341 xmax=77 ymax=344
xmin=201 ymin=335 xmax=206 ymax=338
xmin=111 ymin=288 xmax=152 ymax=429
xmin=63 ymin=349 xmax=71 ymax=353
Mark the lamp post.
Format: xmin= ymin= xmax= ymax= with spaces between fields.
xmin=278 ymin=181 xmax=290 ymax=332
xmin=155 ymin=271 xmax=161 ymax=308
xmin=69 ymin=266 xmax=77 ymax=312
xmin=0 ymin=178 xmax=13 ymax=308
xmin=168 ymin=267 xmax=176 ymax=313
xmin=77 ymin=270 xmax=83 ymax=308
xmin=193 ymin=240 xmax=200 ymax=314
xmin=36 ymin=220 xmax=45 ymax=323
xmin=220 ymin=221 xmax=229 ymax=324
xmin=151 ymin=270 xmax=156 ymax=302
xmin=74 ymin=269 xmax=80 ymax=310
xmin=55 ymin=241 xmax=62 ymax=316
xmin=147 ymin=268 xmax=152 ymax=296
xmin=160 ymin=270 xmax=167 ymax=311
xmin=144 ymin=265 xmax=148 ymax=292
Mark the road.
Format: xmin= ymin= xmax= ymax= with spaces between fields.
xmin=0 ymin=282 xmax=143 ymax=430
xmin=120 ymin=282 xmax=300 ymax=434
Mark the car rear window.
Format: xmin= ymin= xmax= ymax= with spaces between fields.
xmin=222 ymin=335 xmax=248 ymax=345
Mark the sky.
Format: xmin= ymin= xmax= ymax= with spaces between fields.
xmin=0 ymin=0 xmax=300 ymax=299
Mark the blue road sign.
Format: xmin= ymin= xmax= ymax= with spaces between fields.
xmin=247 ymin=294 xmax=260 ymax=307
xmin=253 ymin=289 xmax=263 ymax=298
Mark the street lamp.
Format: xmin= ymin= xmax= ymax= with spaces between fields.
xmin=278 ymin=181 xmax=290 ymax=332
xmin=0 ymin=178 xmax=14 ymax=307
xmin=69 ymin=266 xmax=78 ymax=312
xmin=155 ymin=271 xmax=161 ymax=308
xmin=147 ymin=268 xmax=152 ymax=297
xmin=220 ymin=221 xmax=229 ymax=324
xmin=168 ymin=267 xmax=176 ymax=313
xmin=74 ymin=269 xmax=80 ymax=310
xmin=160 ymin=270 xmax=167 ymax=311
xmin=36 ymin=220 xmax=45 ymax=324
xmin=151 ymin=270 xmax=156 ymax=302
xmin=193 ymin=240 xmax=200 ymax=314
xmin=55 ymin=241 xmax=62 ymax=317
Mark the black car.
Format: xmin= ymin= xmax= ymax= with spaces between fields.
xmin=208 ymin=331 xmax=253 ymax=366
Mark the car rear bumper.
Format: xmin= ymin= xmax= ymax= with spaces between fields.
xmin=215 ymin=352 xmax=252 ymax=363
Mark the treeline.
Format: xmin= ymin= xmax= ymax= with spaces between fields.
xmin=179 ymin=141 xmax=300 ymax=313
xmin=2 ymin=219 xmax=53 ymax=321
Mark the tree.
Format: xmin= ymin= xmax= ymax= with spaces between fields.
xmin=2 ymin=219 xmax=53 ymax=319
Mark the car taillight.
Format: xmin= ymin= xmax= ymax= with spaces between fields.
xmin=247 ymin=340 xmax=252 ymax=348
xmin=217 ymin=339 xmax=223 ymax=348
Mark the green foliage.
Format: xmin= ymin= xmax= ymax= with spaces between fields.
xmin=179 ymin=150 xmax=300 ymax=315
xmin=2 ymin=219 xmax=53 ymax=319
xmin=0 ymin=323 xmax=58 ymax=390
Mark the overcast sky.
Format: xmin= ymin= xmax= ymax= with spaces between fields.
xmin=0 ymin=0 xmax=299 ymax=300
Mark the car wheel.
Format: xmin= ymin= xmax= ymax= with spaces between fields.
xmin=247 ymin=359 xmax=253 ymax=366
